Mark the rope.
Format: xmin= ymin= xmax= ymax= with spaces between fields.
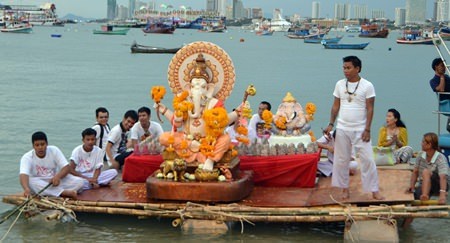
xmin=185 ymin=202 xmax=255 ymax=234
xmin=329 ymin=194 xmax=357 ymax=242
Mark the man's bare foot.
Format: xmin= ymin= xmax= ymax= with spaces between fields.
xmin=61 ymin=190 xmax=77 ymax=199
xmin=90 ymin=183 xmax=100 ymax=189
xmin=372 ymin=191 xmax=385 ymax=200
xmin=342 ymin=188 xmax=350 ymax=200
xmin=420 ymin=194 xmax=429 ymax=201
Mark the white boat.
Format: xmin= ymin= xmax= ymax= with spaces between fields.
xmin=344 ymin=25 xmax=361 ymax=33
xmin=1 ymin=22 xmax=32 ymax=33
xmin=6 ymin=3 xmax=62 ymax=26
xmin=257 ymin=9 xmax=291 ymax=32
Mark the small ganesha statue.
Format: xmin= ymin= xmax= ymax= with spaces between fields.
xmin=273 ymin=92 xmax=313 ymax=136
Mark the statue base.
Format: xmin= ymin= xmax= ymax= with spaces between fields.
xmin=146 ymin=170 xmax=254 ymax=202
xmin=160 ymin=156 xmax=241 ymax=179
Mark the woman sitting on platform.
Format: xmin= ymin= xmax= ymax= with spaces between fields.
xmin=377 ymin=108 xmax=414 ymax=164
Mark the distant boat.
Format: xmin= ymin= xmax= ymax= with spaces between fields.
xmin=304 ymin=35 xmax=342 ymax=44
xmin=93 ymin=25 xmax=129 ymax=35
xmin=1 ymin=22 xmax=32 ymax=33
xmin=344 ymin=25 xmax=361 ymax=33
xmin=396 ymin=29 xmax=434 ymax=45
xmin=142 ymin=18 xmax=175 ymax=34
xmin=50 ymin=33 xmax=61 ymax=38
xmin=256 ymin=29 xmax=274 ymax=36
xmin=130 ymin=42 xmax=180 ymax=54
xmin=199 ymin=22 xmax=226 ymax=33
xmin=322 ymin=42 xmax=369 ymax=50
xmin=358 ymin=23 xmax=389 ymax=38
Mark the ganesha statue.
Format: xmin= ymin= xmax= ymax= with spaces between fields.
xmin=153 ymin=42 xmax=240 ymax=171
xmin=273 ymin=92 xmax=312 ymax=136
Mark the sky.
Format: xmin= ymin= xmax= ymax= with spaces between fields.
xmin=2 ymin=1 xmax=435 ymax=19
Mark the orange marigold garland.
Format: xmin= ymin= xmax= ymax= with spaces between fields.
xmin=305 ymin=102 xmax=317 ymax=122
xmin=274 ymin=116 xmax=287 ymax=130
xmin=308 ymin=130 xmax=316 ymax=142
xmin=151 ymin=86 xmax=166 ymax=123
xmin=200 ymin=107 xmax=229 ymax=157
xmin=172 ymin=91 xmax=193 ymax=120
xmin=166 ymin=135 xmax=175 ymax=152
xmin=261 ymin=110 xmax=273 ymax=130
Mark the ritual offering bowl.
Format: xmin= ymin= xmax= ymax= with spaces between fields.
xmin=194 ymin=168 xmax=220 ymax=181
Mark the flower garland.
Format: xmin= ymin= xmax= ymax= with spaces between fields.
xmin=274 ymin=116 xmax=287 ymax=130
xmin=305 ymin=102 xmax=317 ymax=122
xmin=261 ymin=110 xmax=273 ymax=130
xmin=151 ymin=86 xmax=166 ymax=103
xmin=200 ymin=107 xmax=229 ymax=156
xmin=173 ymin=91 xmax=193 ymax=121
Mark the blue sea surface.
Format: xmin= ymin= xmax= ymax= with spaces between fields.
xmin=0 ymin=24 xmax=448 ymax=241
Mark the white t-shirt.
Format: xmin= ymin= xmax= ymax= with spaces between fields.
xmin=317 ymin=131 xmax=336 ymax=162
xmin=333 ymin=78 xmax=375 ymax=131
xmin=225 ymin=126 xmax=238 ymax=144
xmin=130 ymin=121 xmax=163 ymax=141
xmin=248 ymin=114 xmax=263 ymax=142
xmin=70 ymin=145 xmax=104 ymax=173
xmin=108 ymin=124 xmax=128 ymax=159
xmin=20 ymin=145 xmax=68 ymax=177
xmin=92 ymin=124 xmax=110 ymax=149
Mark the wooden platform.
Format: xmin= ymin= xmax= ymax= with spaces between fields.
xmin=71 ymin=169 xmax=413 ymax=207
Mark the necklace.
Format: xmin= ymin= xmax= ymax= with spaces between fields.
xmin=345 ymin=80 xmax=360 ymax=102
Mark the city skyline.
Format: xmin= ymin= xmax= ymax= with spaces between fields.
xmin=3 ymin=0 xmax=436 ymax=19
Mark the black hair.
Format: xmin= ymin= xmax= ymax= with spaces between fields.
xmin=388 ymin=108 xmax=406 ymax=128
xmin=82 ymin=128 xmax=97 ymax=138
xmin=32 ymin=131 xmax=47 ymax=144
xmin=138 ymin=106 xmax=151 ymax=116
xmin=95 ymin=107 xmax=109 ymax=117
xmin=432 ymin=57 xmax=444 ymax=71
xmin=343 ymin=56 xmax=362 ymax=73
xmin=261 ymin=101 xmax=271 ymax=111
xmin=124 ymin=110 xmax=138 ymax=122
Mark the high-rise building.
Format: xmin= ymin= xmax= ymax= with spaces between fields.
xmin=312 ymin=1 xmax=320 ymax=19
xmin=206 ymin=0 xmax=226 ymax=16
xmin=353 ymin=4 xmax=367 ymax=19
xmin=233 ymin=0 xmax=245 ymax=19
xmin=395 ymin=8 xmax=406 ymax=27
xmin=107 ymin=0 xmax=117 ymax=20
xmin=251 ymin=8 xmax=263 ymax=19
xmin=436 ymin=0 xmax=449 ymax=22
xmin=334 ymin=3 xmax=350 ymax=20
xmin=129 ymin=0 xmax=135 ymax=18
xmin=118 ymin=5 xmax=129 ymax=19
xmin=371 ymin=9 xmax=385 ymax=19
xmin=406 ymin=0 xmax=426 ymax=24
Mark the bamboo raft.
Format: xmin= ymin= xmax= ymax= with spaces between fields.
xmin=2 ymin=168 xmax=449 ymax=226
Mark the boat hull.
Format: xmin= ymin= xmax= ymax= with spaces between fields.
xmin=358 ymin=29 xmax=389 ymax=38
xmin=1 ymin=26 xmax=32 ymax=33
xmin=396 ymin=38 xmax=434 ymax=45
xmin=93 ymin=29 xmax=129 ymax=35
xmin=323 ymin=42 xmax=369 ymax=49
xmin=131 ymin=43 xmax=180 ymax=54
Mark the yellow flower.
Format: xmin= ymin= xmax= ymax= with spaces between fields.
xmin=151 ymin=86 xmax=166 ymax=103
xmin=305 ymin=102 xmax=316 ymax=115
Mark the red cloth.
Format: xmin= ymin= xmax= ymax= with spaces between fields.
xmin=240 ymin=152 xmax=320 ymax=188
xmin=122 ymin=154 xmax=163 ymax=182
xmin=123 ymin=152 xmax=320 ymax=187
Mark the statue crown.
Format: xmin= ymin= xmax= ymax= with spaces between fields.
xmin=190 ymin=54 xmax=210 ymax=82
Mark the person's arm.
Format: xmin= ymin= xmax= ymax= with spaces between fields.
xmin=438 ymin=174 xmax=448 ymax=204
xmin=396 ymin=127 xmax=408 ymax=148
xmin=435 ymin=74 xmax=446 ymax=92
xmin=69 ymin=160 xmax=84 ymax=178
xmin=20 ymin=174 xmax=31 ymax=197
xmin=407 ymin=167 xmax=419 ymax=193
xmin=52 ymin=164 xmax=71 ymax=186
xmin=325 ymin=97 xmax=340 ymax=134
xmin=105 ymin=142 xmax=119 ymax=169
xmin=362 ymin=97 xmax=375 ymax=142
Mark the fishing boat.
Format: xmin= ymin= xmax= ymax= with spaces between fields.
xmin=322 ymin=42 xmax=369 ymax=50
xmin=1 ymin=22 xmax=32 ymax=33
xmin=396 ymin=30 xmax=434 ymax=45
xmin=142 ymin=18 xmax=175 ymax=34
xmin=358 ymin=23 xmax=389 ymax=38
xmin=185 ymin=16 xmax=226 ymax=30
xmin=344 ymin=25 xmax=361 ymax=32
xmin=304 ymin=35 xmax=342 ymax=44
xmin=93 ymin=25 xmax=129 ymax=35
xmin=255 ymin=28 xmax=274 ymax=36
xmin=130 ymin=42 xmax=180 ymax=54
xmin=199 ymin=21 xmax=226 ymax=33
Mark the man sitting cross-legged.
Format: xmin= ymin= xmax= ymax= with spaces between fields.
xmin=70 ymin=128 xmax=118 ymax=190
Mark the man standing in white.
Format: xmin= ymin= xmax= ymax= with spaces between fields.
xmin=70 ymin=128 xmax=118 ymax=190
xmin=19 ymin=131 xmax=84 ymax=198
xmin=130 ymin=106 xmax=163 ymax=148
xmin=323 ymin=56 xmax=384 ymax=200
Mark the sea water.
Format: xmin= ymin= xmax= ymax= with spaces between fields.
xmin=0 ymin=24 xmax=449 ymax=241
